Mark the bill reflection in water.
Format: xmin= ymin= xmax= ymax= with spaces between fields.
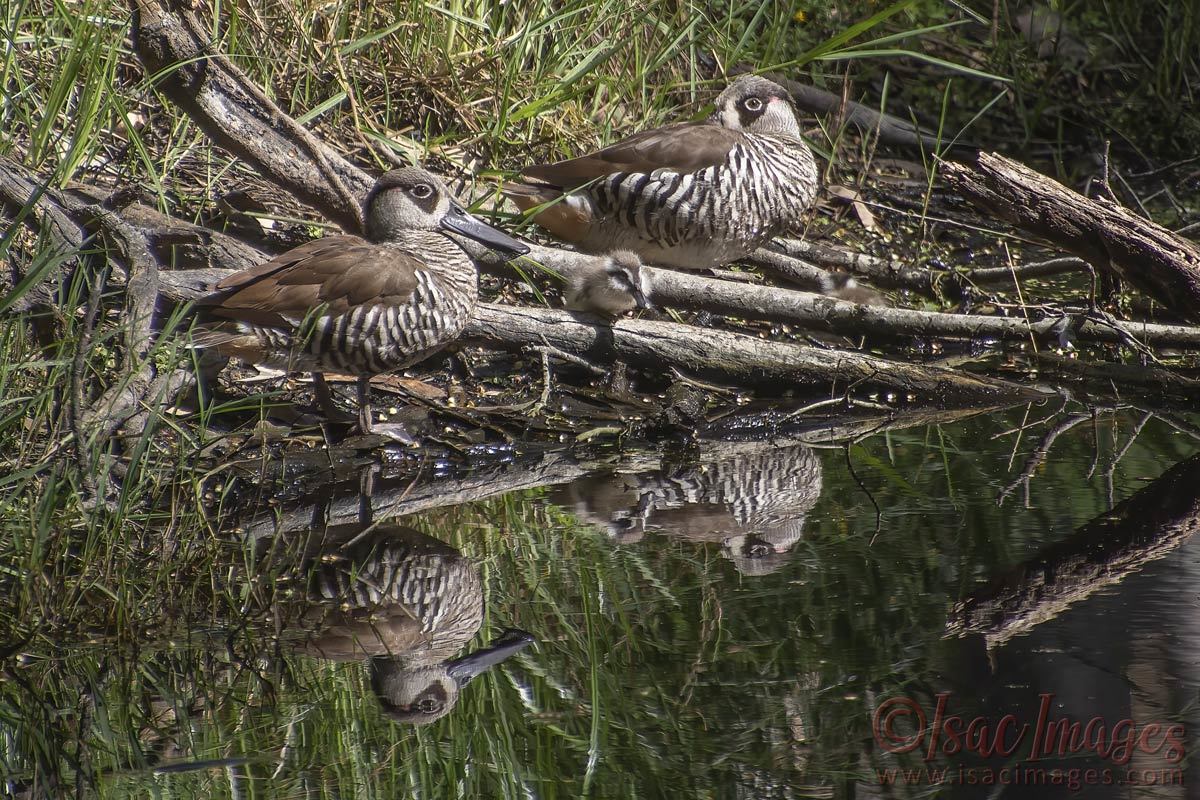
xmin=300 ymin=523 xmax=534 ymax=724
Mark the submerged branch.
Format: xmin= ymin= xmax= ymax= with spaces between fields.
xmin=508 ymin=243 xmax=1200 ymax=351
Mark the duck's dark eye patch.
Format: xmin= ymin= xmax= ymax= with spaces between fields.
xmin=607 ymin=267 xmax=635 ymax=289
xmin=413 ymin=685 xmax=448 ymax=715
xmin=411 ymin=183 xmax=433 ymax=198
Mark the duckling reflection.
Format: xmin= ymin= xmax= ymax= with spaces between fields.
xmin=553 ymin=444 xmax=822 ymax=575
xmin=301 ymin=524 xmax=533 ymax=724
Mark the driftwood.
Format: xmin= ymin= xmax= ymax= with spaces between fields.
xmin=0 ymin=159 xmax=88 ymax=312
xmin=942 ymin=152 xmax=1200 ymax=322
xmin=946 ymin=452 xmax=1200 ymax=647
xmin=773 ymin=237 xmax=947 ymax=296
xmin=65 ymin=184 xmax=266 ymax=272
xmin=639 ymin=262 xmax=1200 ymax=350
xmin=467 ymin=305 xmax=1043 ymax=404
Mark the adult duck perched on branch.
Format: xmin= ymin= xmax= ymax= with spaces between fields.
xmin=505 ymin=74 xmax=819 ymax=270
xmin=194 ymin=167 xmax=529 ymax=439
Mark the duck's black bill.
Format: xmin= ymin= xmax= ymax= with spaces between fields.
xmin=442 ymin=203 xmax=530 ymax=257
xmin=632 ymin=284 xmax=654 ymax=311
xmin=445 ymin=628 xmax=536 ymax=686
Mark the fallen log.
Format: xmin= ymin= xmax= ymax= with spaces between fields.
xmin=941 ymin=152 xmax=1200 ymax=322
xmin=772 ymin=237 xmax=946 ymax=296
xmin=464 ymin=304 xmax=1044 ymax=405
xmin=510 ymin=242 xmax=1200 ymax=350
xmin=0 ymin=159 xmax=88 ymax=313
xmin=131 ymin=0 xmax=370 ymax=231
xmin=153 ymin=268 xmax=1044 ymax=405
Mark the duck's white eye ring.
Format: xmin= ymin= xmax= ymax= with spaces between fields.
xmin=411 ymin=183 xmax=433 ymax=198
xmin=743 ymin=97 xmax=764 ymax=112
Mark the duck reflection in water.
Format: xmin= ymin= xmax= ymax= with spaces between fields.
xmin=553 ymin=444 xmax=822 ymax=576
xmin=300 ymin=524 xmax=534 ymax=724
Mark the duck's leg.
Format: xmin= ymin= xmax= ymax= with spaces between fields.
xmin=310 ymin=371 xmax=357 ymax=426
xmin=356 ymin=375 xmax=417 ymax=444
xmin=356 ymin=375 xmax=374 ymax=433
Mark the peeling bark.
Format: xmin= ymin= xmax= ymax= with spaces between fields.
xmin=942 ymin=152 xmax=1200 ymax=322
xmin=130 ymin=0 xmax=370 ymax=231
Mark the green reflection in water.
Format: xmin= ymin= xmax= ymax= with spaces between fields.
xmin=2 ymin=406 xmax=1197 ymax=798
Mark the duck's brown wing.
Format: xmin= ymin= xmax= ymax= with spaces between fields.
xmin=198 ymin=236 xmax=420 ymax=328
xmin=520 ymin=122 xmax=743 ymax=189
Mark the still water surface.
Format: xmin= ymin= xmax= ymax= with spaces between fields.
xmin=8 ymin=404 xmax=1200 ymax=798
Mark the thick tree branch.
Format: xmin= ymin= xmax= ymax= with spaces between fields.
xmin=463 ymin=303 xmax=1044 ymax=405
xmin=130 ymin=0 xmax=371 ymax=231
xmin=942 ymin=152 xmax=1200 ymax=321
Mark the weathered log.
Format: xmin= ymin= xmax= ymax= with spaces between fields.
xmin=510 ymin=242 xmax=1200 ymax=350
xmin=153 ymin=267 xmax=1044 ymax=405
xmin=0 ymin=159 xmax=88 ymax=311
xmin=946 ymin=452 xmax=1200 ymax=647
xmin=941 ymin=152 xmax=1200 ymax=322
xmin=964 ymin=256 xmax=1090 ymax=285
xmin=464 ymin=304 xmax=1044 ymax=405
xmin=64 ymin=185 xmax=266 ymax=273
xmin=130 ymin=0 xmax=370 ymax=231
xmin=773 ymin=237 xmax=945 ymax=296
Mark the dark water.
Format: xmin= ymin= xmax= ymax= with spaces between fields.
xmin=7 ymin=403 xmax=1200 ymax=798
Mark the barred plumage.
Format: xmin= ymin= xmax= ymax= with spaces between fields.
xmin=553 ymin=444 xmax=823 ymax=576
xmin=304 ymin=525 xmax=533 ymax=725
xmin=308 ymin=526 xmax=483 ymax=662
xmin=195 ymin=167 xmax=528 ymax=438
xmin=507 ymin=75 xmax=818 ymax=269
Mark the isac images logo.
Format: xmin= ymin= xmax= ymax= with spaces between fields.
xmin=872 ymin=693 xmax=1185 ymax=790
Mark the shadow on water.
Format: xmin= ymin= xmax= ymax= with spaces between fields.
xmin=3 ymin=399 xmax=1200 ymax=797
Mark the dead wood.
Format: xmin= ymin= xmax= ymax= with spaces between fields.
xmin=773 ymin=237 xmax=945 ymax=297
xmin=153 ymin=268 xmax=1043 ymax=405
xmin=0 ymin=1 xmax=1182 ymax=445
xmin=130 ymin=0 xmax=371 ymax=231
xmin=941 ymin=152 xmax=1200 ymax=322
xmin=76 ymin=210 xmax=197 ymax=442
xmin=637 ymin=263 xmax=1200 ymax=350
xmin=0 ymin=159 xmax=88 ymax=311
xmin=64 ymin=184 xmax=265 ymax=273
xmin=464 ymin=304 xmax=1044 ymax=405
xmin=478 ymin=243 xmax=1200 ymax=352
xmin=964 ymin=256 xmax=1090 ymax=285
xmin=743 ymin=248 xmax=834 ymax=291
xmin=946 ymin=452 xmax=1200 ymax=647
